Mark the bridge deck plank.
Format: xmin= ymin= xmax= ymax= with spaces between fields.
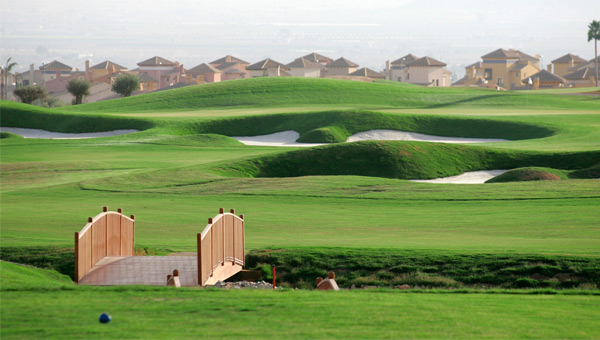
xmin=78 ymin=256 xmax=198 ymax=286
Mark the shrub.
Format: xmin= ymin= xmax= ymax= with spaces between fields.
xmin=13 ymin=85 xmax=45 ymax=104
xmin=514 ymin=278 xmax=539 ymax=288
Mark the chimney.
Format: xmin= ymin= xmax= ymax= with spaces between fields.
xmin=386 ymin=60 xmax=391 ymax=71
xmin=547 ymin=64 xmax=552 ymax=73
xmin=29 ymin=64 xmax=34 ymax=85
xmin=85 ymin=60 xmax=90 ymax=80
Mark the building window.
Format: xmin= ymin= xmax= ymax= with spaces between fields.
xmin=397 ymin=76 xmax=402 ymax=82
xmin=484 ymin=68 xmax=492 ymax=80
xmin=497 ymin=77 xmax=504 ymax=87
xmin=436 ymin=79 xmax=439 ymax=87
xmin=407 ymin=73 xmax=410 ymax=80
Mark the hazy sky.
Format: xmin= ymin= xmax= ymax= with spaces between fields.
xmin=1 ymin=0 xmax=599 ymax=79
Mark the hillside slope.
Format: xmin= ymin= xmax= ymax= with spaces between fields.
xmin=59 ymin=77 xmax=600 ymax=113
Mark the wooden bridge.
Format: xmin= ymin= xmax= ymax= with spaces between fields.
xmin=75 ymin=207 xmax=245 ymax=286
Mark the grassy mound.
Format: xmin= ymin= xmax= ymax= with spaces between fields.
xmin=0 ymin=260 xmax=73 ymax=290
xmin=486 ymin=167 xmax=569 ymax=183
xmin=572 ymin=163 xmax=600 ymax=179
xmin=0 ymin=246 xmax=75 ymax=280
xmin=296 ymin=126 xmax=348 ymax=143
xmin=219 ymin=141 xmax=600 ymax=180
xmin=0 ymin=101 xmax=154 ymax=133
xmin=194 ymin=110 xmax=554 ymax=142
xmin=140 ymin=134 xmax=243 ymax=147
xmin=0 ymin=132 xmax=23 ymax=139
xmin=58 ymin=77 xmax=600 ymax=113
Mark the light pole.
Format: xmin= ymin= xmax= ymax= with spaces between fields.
xmin=526 ymin=77 xmax=532 ymax=110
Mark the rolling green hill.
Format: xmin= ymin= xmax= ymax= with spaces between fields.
xmin=57 ymin=77 xmax=600 ymax=113
xmin=217 ymin=141 xmax=600 ymax=180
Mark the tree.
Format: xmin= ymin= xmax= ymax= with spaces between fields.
xmin=111 ymin=74 xmax=139 ymax=97
xmin=588 ymin=20 xmax=600 ymax=87
xmin=67 ymin=78 xmax=91 ymax=105
xmin=13 ymin=85 xmax=46 ymax=104
xmin=1 ymin=57 xmax=18 ymax=100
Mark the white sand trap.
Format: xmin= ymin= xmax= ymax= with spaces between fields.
xmin=347 ymin=130 xmax=508 ymax=143
xmin=232 ymin=131 xmax=325 ymax=147
xmin=233 ymin=129 xmax=508 ymax=147
xmin=0 ymin=127 xmax=139 ymax=139
xmin=411 ymin=170 xmax=507 ymax=184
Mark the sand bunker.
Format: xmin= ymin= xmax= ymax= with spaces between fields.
xmin=233 ymin=130 xmax=508 ymax=147
xmin=347 ymin=130 xmax=508 ymax=143
xmin=0 ymin=127 xmax=139 ymax=139
xmin=232 ymin=131 xmax=325 ymax=147
xmin=411 ymin=170 xmax=507 ymax=184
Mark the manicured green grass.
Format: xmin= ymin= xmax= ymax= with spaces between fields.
xmin=2 ymin=178 xmax=599 ymax=255
xmin=0 ymin=101 xmax=154 ymax=133
xmin=1 ymin=261 xmax=596 ymax=339
xmin=523 ymin=87 xmax=599 ymax=94
xmin=1 ymin=77 xmax=599 ymax=338
xmin=218 ymin=141 xmax=600 ymax=179
xmin=1 ymin=288 xmax=599 ymax=339
xmin=58 ymin=77 xmax=600 ymax=113
xmin=0 ymin=261 xmax=73 ymax=290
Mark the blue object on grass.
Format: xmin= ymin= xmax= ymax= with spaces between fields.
xmin=99 ymin=313 xmax=112 ymax=323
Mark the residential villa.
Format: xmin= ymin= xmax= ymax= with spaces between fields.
xmin=137 ymin=56 xmax=185 ymax=89
xmin=349 ymin=67 xmax=385 ymax=80
xmin=523 ymin=69 xmax=567 ymax=89
xmin=550 ymin=54 xmax=586 ymax=77
xmin=246 ymin=58 xmax=289 ymax=77
xmin=326 ymin=57 xmax=359 ymax=76
xmin=210 ymin=55 xmax=249 ymax=81
xmin=285 ymin=58 xmax=323 ymax=77
xmin=40 ymin=60 xmax=73 ymax=82
xmin=384 ymin=54 xmax=418 ymax=82
xmin=562 ymin=56 xmax=598 ymax=87
xmin=86 ymin=60 xmax=128 ymax=83
xmin=302 ymin=52 xmax=334 ymax=66
xmin=16 ymin=64 xmax=45 ymax=86
xmin=138 ymin=72 xmax=159 ymax=92
xmin=406 ymin=56 xmax=451 ymax=87
xmin=456 ymin=48 xmax=540 ymax=90
xmin=385 ymin=55 xmax=451 ymax=87
xmin=187 ymin=63 xmax=222 ymax=83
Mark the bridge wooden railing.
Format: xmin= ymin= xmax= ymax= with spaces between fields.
xmin=197 ymin=208 xmax=245 ymax=286
xmin=74 ymin=207 xmax=135 ymax=282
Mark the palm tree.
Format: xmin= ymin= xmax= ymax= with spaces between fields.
xmin=1 ymin=57 xmax=18 ymax=99
xmin=588 ymin=20 xmax=600 ymax=87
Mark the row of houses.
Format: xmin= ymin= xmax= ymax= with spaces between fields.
xmin=8 ymin=48 xmax=598 ymax=103
xmin=455 ymin=48 xmax=598 ymax=90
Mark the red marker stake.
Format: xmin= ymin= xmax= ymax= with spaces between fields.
xmin=272 ymin=265 xmax=276 ymax=290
